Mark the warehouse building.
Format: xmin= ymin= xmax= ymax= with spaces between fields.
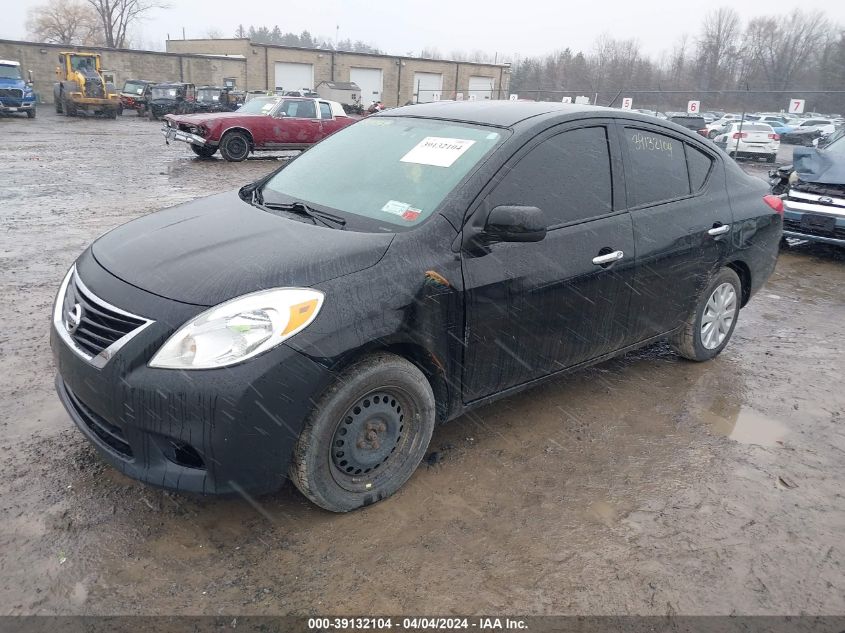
xmin=165 ymin=38 xmax=510 ymax=106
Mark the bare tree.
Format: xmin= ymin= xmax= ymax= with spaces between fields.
xmin=85 ymin=0 xmax=164 ymax=48
xmin=26 ymin=0 xmax=101 ymax=45
xmin=205 ymin=28 xmax=222 ymax=39
xmin=695 ymin=7 xmax=742 ymax=90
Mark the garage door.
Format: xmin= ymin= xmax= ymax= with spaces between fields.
xmin=350 ymin=67 xmax=383 ymax=106
xmin=468 ymin=76 xmax=494 ymax=101
xmin=274 ymin=62 xmax=314 ymax=92
xmin=413 ymin=72 xmax=442 ymax=103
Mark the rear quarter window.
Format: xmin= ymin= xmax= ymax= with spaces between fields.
xmin=686 ymin=146 xmax=713 ymax=192
xmin=623 ymin=128 xmax=690 ymax=206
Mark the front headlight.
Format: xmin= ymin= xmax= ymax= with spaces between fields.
xmin=149 ymin=288 xmax=323 ymax=369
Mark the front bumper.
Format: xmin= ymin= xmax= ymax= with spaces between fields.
xmin=0 ymin=99 xmax=35 ymax=112
xmin=162 ymin=125 xmax=209 ymax=147
xmin=783 ymin=209 xmax=845 ymax=246
xmin=51 ymin=254 xmax=334 ymax=495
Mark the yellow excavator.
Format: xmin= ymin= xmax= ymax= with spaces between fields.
xmin=53 ymin=52 xmax=120 ymax=118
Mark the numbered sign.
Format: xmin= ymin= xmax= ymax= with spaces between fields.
xmin=509 ymin=94 xmax=518 ymax=101
xmin=621 ymin=97 xmax=633 ymax=110
xmin=789 ymin=99 xmax=805 ymax=114
xmin=561 ymin=96 xmax=572 ymax=104
xmin=687 ymin=100 xmax=700 ymax=114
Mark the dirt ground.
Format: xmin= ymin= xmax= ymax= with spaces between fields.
xmin=1 ymin=110 xmax=843 ymax=616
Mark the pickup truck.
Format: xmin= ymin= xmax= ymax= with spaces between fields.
xmin=163 ymin=96 xmax=357 ymax=161
xmin=0 ymin=59 xmax=36 ymax=118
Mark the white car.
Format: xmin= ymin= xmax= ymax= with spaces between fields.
xmin=706 ymin=114 xmax=744 ymax=137
xmin=714 ymin=122 xmax=780 ymax=162
xmin=791 ymin=118 xmax=837 ymax=137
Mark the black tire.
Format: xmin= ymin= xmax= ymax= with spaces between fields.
xmin=766 ymin=154 xmax=776 ymax=163
xmin=148 ymin=110 xmax=157 ymax=121
xmin=55 ymin=100 xmax=62 ymax=114
xmin=64 ymin=99 xmax=77 ymax=117
xmin=190 ymin=144 xmax=218 ymax=158
xmin=289 ymin=353 xmax=436 ymax=512
xmin=219 ymin=130 xmax=251 ymax=162
xmin=27 ymin=108 xmax=36 ymax=119
xmin=670 ymin=267 xmax=741 ymax=362
xmin=708 ymin=129 xmax=718 ymax=139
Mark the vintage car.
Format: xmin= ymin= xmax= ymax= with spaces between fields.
xmin=119 ymin=79 xmax=154 ymax=115
xmin=148 ymin=82 xmax=196 ymax=120
xmin=194 ymin=85 xmax=241 ymax=113
xmin=162 ymin=96 xmax=357 ymax=161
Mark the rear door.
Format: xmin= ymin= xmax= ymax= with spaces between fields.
xmin=616 ymin=121 xmax=732 ymax=340
xmin=462 ymin=121 xmax=636 ymax=401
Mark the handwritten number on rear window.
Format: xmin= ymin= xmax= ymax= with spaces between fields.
xmin=630 ymin=131 xmax=673 ymax=158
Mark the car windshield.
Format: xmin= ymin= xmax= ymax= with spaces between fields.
xmin=123 ymin=81 xmax=146 ymax=95
xmin=823 ymin=131 xmax=845 ymax=156
xmin=197 ymin=89 xmax=222 ymax=102
xmin=152 ymin=87 xmax=180 ymax=99
xmin=0 ymin=64 xmax=22 ymax=80
xmin=262 ymin=116 xmax=505 ymax=229
xmin=238 ymin=97 xmax=281 ymax=114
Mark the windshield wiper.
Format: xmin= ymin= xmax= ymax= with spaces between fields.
xmin=262 ymin=200 xmax=347 ymax=229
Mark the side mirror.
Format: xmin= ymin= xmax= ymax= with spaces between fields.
xmin=484 ymin=205 xmax=547 ymax=243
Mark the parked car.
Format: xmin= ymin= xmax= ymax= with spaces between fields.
xmin=669 ymin=115 xmax=708 ymax=136
xmin=162 ymin=96 xmax=356 ymax=161
xmin=714 ymin=122 xmax=780 ymax=162
xmin=786 ymin=118 xmax=837 ymax=139
xmin=769 ymin=131 xmax=845 ymax=246
xmin=194 ymin=85 xmax=241 ymax=113
xmin=148 ymin=82 xmax=196 ymax=120
xmin=52 ymin=102 xmax=782 ymax=512
xmin=118 ymin=79 xmax=154 ymax=116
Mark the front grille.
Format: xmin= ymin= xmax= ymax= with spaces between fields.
xmin=84 ymin=81 xmax=104 ymax=98
xmin=62 ymin=272 xmax=147 ymax=358
xmin=793 ymin=183 xmax=845 ymax=199
xmin=0 ymin=88 xmax=23 ymax=98
xmin=64 ymin=383 xmax=133 ymax=458
xmin=783 ymin=218 xmax=845 ymax=240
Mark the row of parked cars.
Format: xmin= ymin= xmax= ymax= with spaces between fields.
xmin=118 ymin=80 xmax=246 ymax=119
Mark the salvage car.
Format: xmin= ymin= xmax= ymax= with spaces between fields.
xmin=162 ymin=96 xmax=356 ymax=161
xmin=119 ymin=79 xmax=154 ymax=116
xmin=148 ymin=82 xmax=196 ymax=120
xmin=194 ymin=85 xmax=240 ymax=113
xmin=770 ymin=130 xmax=845 ymax=246
xmin=51 ymin=102 xmax=782 ymax=512
xmin=714 ymin=122 xmax=780 ymax=162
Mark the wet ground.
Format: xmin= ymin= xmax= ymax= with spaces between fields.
xmin=1 ymin=111 xmax=843 ymax=616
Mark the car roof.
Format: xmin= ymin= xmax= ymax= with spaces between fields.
xmin=380 ymin=101 xmax=609 ymax=127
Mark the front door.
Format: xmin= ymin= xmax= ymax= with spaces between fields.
xmin=271 ymin=99 xmax=322 ymax=148
xmin=461 ymin=123 xmax=636 ymax=402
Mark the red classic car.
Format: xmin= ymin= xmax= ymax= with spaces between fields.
xmin=162 ymin=96 xmax=357 ymax=161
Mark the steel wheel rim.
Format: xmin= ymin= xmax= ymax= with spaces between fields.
xmin=228 ymin=137 xmax=247 ymax=158
xmin=700 ymin=282 xmax=737 ymax=350
xmin=329 ymin=388 xmax=413 ymax=493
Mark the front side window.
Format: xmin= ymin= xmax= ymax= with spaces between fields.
xmin=262 ymin=117 xmax=505 ymax=229
xmin=278 ymin=99 xmax=317 ymax=119
xmin=623 ymin=128 xmax=690 ymax=206
xmin=487 ymin=126 xmax=613 ymax=226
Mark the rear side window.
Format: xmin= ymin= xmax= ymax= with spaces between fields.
xmin=623 ymin=128 xmax=690 ymax=206
xmin=489 ymin=126 xmax=613 ymax=226
xmin=686 ymin=146 xmax=713 ymax=191
xmin=319 ymin=102 xmax=332 ymax=119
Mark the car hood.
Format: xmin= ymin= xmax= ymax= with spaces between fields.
xmin=792 ymin=146 xmax=845 ymax=185
xmin=91 ymin=190 xmax=393 ymax=306
xmin=167 ymin=112 xmax=264 ymax=124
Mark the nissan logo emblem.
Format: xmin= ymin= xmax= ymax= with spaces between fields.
xmin=66 ymin=303 xmax=83 ymax=334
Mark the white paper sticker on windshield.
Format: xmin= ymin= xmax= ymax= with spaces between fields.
xmin=400 ymin=137 xmax=476 ymax=168
xmin=382 ymin=200 xmax=411 ymax=215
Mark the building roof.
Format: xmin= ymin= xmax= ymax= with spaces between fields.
xmin=380 ymin=101 xmax=607 ymax=127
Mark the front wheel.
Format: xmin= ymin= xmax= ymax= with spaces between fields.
xmin=27 ymin=108 xmax=36 ymax=119
xmin=219 ymin=131 xmax=251 ymax=161
xmin=289 ymin=353 xmax=436 ymax=512
xmin=670 ymin=267 xmax=741 ymax=362
xmin=190 ymin=144 xmax=217 ymax=158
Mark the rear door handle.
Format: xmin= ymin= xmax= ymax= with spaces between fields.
xmin=708 ymin=224 xmax=731 ymax=236
xmin=592 ymin=250 xmax=624 ymax=265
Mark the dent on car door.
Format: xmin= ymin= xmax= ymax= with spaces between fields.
xmin=461 ymin=123 xmax=636 ymax=402
xmin=616 ymin=122 xmax=732 ymax=340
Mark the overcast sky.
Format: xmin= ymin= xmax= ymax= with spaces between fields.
xmin=3 ymin=0 xmax=844 ymax=60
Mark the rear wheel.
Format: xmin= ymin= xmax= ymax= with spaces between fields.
xmin=670 ymin=267 xmax=741 ymax=362
xmin=708 ymin=129 xmax=718 ymax=139
xmin=289 ymin=353 xmax=435 ymax=512
xmin=766 ymin=153 xmax=776 ymax=163
xmin=64 ymin=98 xmax=77 ymax=117
xmin=190 ymin=144 xmax=217 ymax=158
xmin=219 ymin=130 xmax=251 ymax=162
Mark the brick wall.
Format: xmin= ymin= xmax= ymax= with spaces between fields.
xmin=0 ymin=39 xmax=246 ymax=104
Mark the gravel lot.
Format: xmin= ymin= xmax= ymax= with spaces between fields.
xmin=1 ymin=110 xmax=843 ymax=616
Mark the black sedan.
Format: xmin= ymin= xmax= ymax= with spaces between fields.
xmin=51 ymin=102 xmax=782 ymax=512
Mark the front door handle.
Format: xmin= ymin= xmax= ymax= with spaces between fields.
xmin=592 ymin=250 xmax=624 ymax=266
xmin=708 ymin=224 xmax=731 ymax=236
